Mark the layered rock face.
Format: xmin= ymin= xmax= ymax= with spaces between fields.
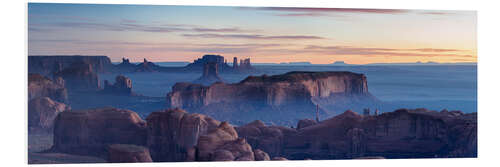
xmin=235 ymin=120 xmax=297 ymax=158
xmin=28 ymin=55 xmax=112 ymax=75
xmin=52 ymin=107 xmax=147 ymax=157
xmin=146 ymin=108 xmax=220 ymax=162
xmin=28 ymin=73 xmax=68 ymax=103
xmin=167 ymin=71 xmax=375 ymax=124
xmin=195 ymin=122 xmax=255 ymax=161
xmin=237 ymin=108 xmax=477 ymax=160
xmin=102 ymin=75 xmax=134 ymax=95
xmin=192 ymin=62 xmax=225 ymax=85
xmin=107 ymin=144 xmax=153 ymax=163
xmin=53 ymin=62 xmax=100 ymax=90
xmin=28 ymin=97 xmax=70 ymax=131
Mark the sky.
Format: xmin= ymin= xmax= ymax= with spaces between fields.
xmin=28 ymin=3 xmax=477 ymax=64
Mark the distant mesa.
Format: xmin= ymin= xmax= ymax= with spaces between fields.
xmin=193 ymin=62 xmax=225 ymax=85
xmin=53 ymin=62 xmax=100 ymax=90
xmin=185 ymin=55 xmax=255 ymax=73
xmin=185 ymin=54 xmax=231 ymax=72
xmin=102 ymin=75 xmax=136 ymax=96
xmin=28 ymin=55 xmax=113 ymax=76
xmin=279 ymin=62 xmax=312 ymax=65
xmin=331 ymin=61 xmax=349 ymax=65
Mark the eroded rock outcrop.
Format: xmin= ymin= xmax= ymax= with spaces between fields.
xmin=28 ymin=97 xmax=70 ymax=131
xmin=281 ymin=109 xmax=477 ymax=159
xmin=102 ymin=75 xmax=135 ymax=95
xmin=28 ymin=73 xmax=68 ymax=103
xmin=107 ymin=144 xmax=153 ymax=163
xmin=253 ymin=149 xmax=270 ymax=161
xmin=235 ymin=120 xmax=297 ymax=158
xmin=234 ymin=108 xmax=477 ymax=160
xmin=52 ymin=107 xmax=147 ymax=157
xmin=192 ymin=62 xmax=225 ymax=85
xmin=195 ymin=122 xmax=255 ymax=161
xmin=167 ymin=71 xmax=377 ymax=124
xmin=146 ymin=108 xmax=220 ymax=162
xmin=296 ymin=119 xmax=317 ymax=130
xmin=53 ymin=62 xmax=100 ymax=90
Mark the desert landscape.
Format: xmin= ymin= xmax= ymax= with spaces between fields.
xmin=27 ymin=3 xmax=477 ymax=164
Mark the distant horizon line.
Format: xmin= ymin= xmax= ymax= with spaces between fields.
xmin=28 ymin=55 xmax=477 ymax=65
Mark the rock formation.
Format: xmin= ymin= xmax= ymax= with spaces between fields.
xmin=253 ymin=149 xmax=270 ymax=161
xmin=53 ymin=62 xmax=100 ymax=90
xmin=28 ymin=55 xmax=113 ymax=75
xmin=167 ymin=71 xmax=378 ymax=124
xmin=192 ymin=62 xmax=225 ymax=85
xmin=195 ymin=122 xmax=255 ymax=161
xmin=28 ymin=97 xmax=70 ymax=131
xmin=296 ymin=119 xmax=317 ymax=130
xmin=102 ymin=75 xmax=135 ymax=95
xmin=235 ymin=120 xmax=297 ymax=158
xmin=28 ymin=73 xmax=68 ymax=103
xmin=52 ymin=107 xmax=147 ymax=157
xmin=107 ymin=144 xmax=153 ymax=163
xmin=145 ymin=108 xmax=220 ymax=162
xmin=233 ymin=108 xmax=476 ymax=160
xmin=135 ymin=58 xmax=159 ymax=72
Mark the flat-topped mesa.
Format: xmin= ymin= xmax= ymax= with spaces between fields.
xmin=53 ymin=62 xmax=100 ymax=90
xmin=166 ymin=71 xmax=374 ymax=123
xmin=28 ymin=55 xmax=113 ymax=75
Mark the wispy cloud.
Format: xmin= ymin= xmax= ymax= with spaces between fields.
xmin=29 ymin=20 xmax=256 ymax=33
xmin=239 ymin=7 xmax=409 ymax=18
xmin=420 ymin=12 xmax=455 ymax=15
xmin=182 ymin=33 xmax=325 ymax=40
xmin=302 ymin=45 xmax=472 ymax=57
xmin=251 ymin=7 xmax=409 ymax=14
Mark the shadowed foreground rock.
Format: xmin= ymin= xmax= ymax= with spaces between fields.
xmin=146 ymin=108 xmax=220 ymax=162
xmin=195 ymin=122 xmax=255 ymax=161
xmin=254 ymin=149 xmax=270 ymax=161
xmin=28 ymin=97 xmax=70 ymax=131
xmin=28 ymin=73 xmax=68 ymax=103
xmin=107 ymin=144 xmax=152 ymax=163
xmin=52 ymin=107 xmax=147 ymax=157
xmin=235 ymin=120 xmax=297 ymax=158
xmin=238 ymin=108 xmax=477 ymax=159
